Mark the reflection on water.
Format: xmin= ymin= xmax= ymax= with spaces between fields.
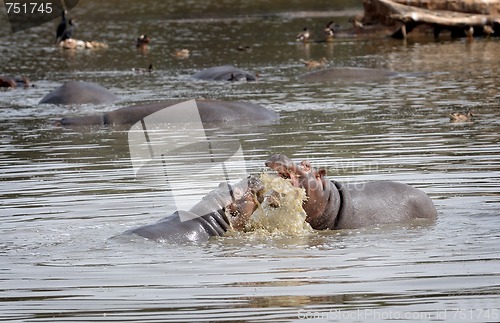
xmin=1 ymin=0 xmax=500 ymax=321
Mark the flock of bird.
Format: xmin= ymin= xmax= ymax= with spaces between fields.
xmin=1 ymin=10 xmax=478 ymax=123
xmin=55 ymin=10 xmax=107 ymax=49
xmin=295 ymin=18 xmax=364 ymax=43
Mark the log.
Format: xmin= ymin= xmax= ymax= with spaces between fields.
xmin=362 ymin=0 xmax=500 ymax=38
xmin=391 ymin=0 xmax=500 ymax=15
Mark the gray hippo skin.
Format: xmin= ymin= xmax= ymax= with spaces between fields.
xmin=265 ymin=154 xmax=437 ymax=230
xmin=124 ymin=176 xmax=264 ymax=243
xmin=192 ymin=65 xmax=256 ymax=81
xmin=298 ymin=67 xmax=397 ymax=83
xmin=57 ymin=99 xmax=278 ymax=126
xmin=40 ymin=80 xmax=118 ymax=104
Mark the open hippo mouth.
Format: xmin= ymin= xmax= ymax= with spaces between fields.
xmin=265 ymin=154 xmax=302 ymax=186
xmin=265 ymin=154 xmax=329 ymax=196
xmin=226 ymin=175 xmax=267 ymax=230
xmin=265 ymin=154 xmax=333 ymax=230
xmin=264 ymin=154 xmax=318 ymax=189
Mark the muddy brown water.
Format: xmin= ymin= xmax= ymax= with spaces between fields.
xmin=1 ymin=0 xmax=499 ymax=322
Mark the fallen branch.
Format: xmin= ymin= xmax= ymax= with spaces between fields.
xmin=362 ymin=0 xmax=500 ymax=38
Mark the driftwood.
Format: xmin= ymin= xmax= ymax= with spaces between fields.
xmin=389 ymin=0 xmax=500 ymax=15
xmin=362 ymin=0 xmax=500 ymax=39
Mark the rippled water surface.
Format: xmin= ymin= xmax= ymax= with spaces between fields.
xmin=1 ymin=0 xmax=499 ymax=322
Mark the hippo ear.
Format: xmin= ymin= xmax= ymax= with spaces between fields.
xmin=300 ymin=160 xmax=311 ymax=172
xmin=318 ymin=169 xmax=327 ymax=177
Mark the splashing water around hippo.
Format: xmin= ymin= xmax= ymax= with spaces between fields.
xmin=230 ymin=173 xmax=313 ymax=237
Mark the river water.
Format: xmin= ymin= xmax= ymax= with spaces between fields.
xmin=1 ymin=0 xmax=499 ymax=322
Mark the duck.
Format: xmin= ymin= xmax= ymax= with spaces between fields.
xmin=236 ymin=45 xmax=251 ymax=52
xmin=173 ymin=48 xmax=190 ymax=59
xmin=450 ymin=109 xmax=473 ymax=122
xmin=132 ymin=63 xmax=154 ymax=74
xmin=483 ymin=25 xmax=494 ymax=37
xmin=296 ymin=27 xmax=311 ymax=42
xmin=136 ymin=34 xmax=151 ymax=48
xmin=300 ymin=57 xmax=328 ymax=69
xmin=324 ymin=21 xmax=336 ymax=42
xmin=0 ymin=76 xmax=31 ymax=88
xmin=85 ymin=40 xmax=108 ymax=49
xmin=59 ymin=39 xmax=107 ymax=50
xmin=349 ymin=16 xmax=364 ymax=32
xmin=59 ymin=38 xmax=85 ymax=49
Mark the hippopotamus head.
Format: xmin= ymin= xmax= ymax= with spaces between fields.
xmin=265 ymin=154 xmax=333 ymax=227
xmin=226 ymin=175 xmax=265 ymax=231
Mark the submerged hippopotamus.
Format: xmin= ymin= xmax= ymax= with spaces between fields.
xmin=57 ymin=99 xmax=278 ymax=127
xmin=125 ymin=176 xmax=264 ymax=243
xmin=265 ymin=154 xmax=437 ymax=230
xmin=192 ymin=65 xmax=256 ymax=81
xmin=298 ymin=67 xmax=398 ymax=83
xmin=40 ymin=80 xmax=118 ymax=105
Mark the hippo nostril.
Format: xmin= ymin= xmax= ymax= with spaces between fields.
xmin=227 ymin=204 xmax=239 ymax=217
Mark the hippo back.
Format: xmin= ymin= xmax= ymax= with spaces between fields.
xmin=40 ymin=80 xmax=118 ymax=105
xmin=58 ymin=99 xmax=278 ymax=127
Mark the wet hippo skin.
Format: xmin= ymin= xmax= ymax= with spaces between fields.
xmin=124 ymin=176 xmax=264 ymax=243
xmin=57 ymin=99 xmax=279 ymax=127
xmin=40 ymin=80 xmax=118 ymax=105
xmin=192 ymin=65 xmax=256 ymax=81
xmin=265 ymin=154 xmax=438 ymax=230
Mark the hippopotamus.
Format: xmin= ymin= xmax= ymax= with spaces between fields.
xmin=124 ymin=176 xmax=264 ymax=243
xmin=56 ymin=99 xmax=278 ymax=127
xmin=192 ymin=65 xmax=256 ymax=81
xmin=39 ymin=80 xmax=118 ymax=105
xmin=123 ymin=153 xmax=437 ymax=244
xmin=265 ymin=154 xmax=438 ymax=230
xmin=298 ymin=67 xmax=398 ymax=83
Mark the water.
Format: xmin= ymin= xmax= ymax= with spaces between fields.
xmin=1 ymin=0 xmax=500 ymax=321
xmin=244 ymin=173 xmax=311 ymax=236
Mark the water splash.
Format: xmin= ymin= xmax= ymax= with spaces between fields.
xmin=243 ymin=172 xmax=313 ymax=236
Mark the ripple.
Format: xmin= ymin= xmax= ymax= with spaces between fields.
xmin=1 ymin=1 xmax=500 ymax=321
